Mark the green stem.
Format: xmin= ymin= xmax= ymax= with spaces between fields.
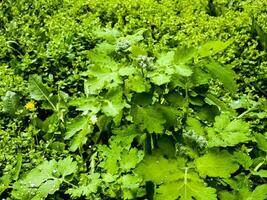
xmin=90 ymin=152 xmax=97 ymax=174
xmin=184 ymin=167 xmax=188 ymax=198
xmin=184 ymin=79 xmax=190 ymax=116
xmin=51 ymin=177 xmax=78 ymax=188
xmin=62 ymin=179 xmax=78 ymax=188
xmin=253 ymin=159 xmax=266 ymax=172
xmin=145 ymin=133 xmax=152 ymax=155
xmin=236 ymin=107 xmax=257 ymax=119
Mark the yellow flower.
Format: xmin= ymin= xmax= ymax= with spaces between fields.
xmin=25 ymin=101 xmax=35 ymax=110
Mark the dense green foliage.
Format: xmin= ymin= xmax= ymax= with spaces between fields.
xmin=0 ymin=0 xmax=266 ymax=199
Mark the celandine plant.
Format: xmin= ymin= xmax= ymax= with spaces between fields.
xmin=0 ymin=0 xmax=266 ymax=199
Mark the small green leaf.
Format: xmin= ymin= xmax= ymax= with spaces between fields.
xmin=65 ymin=116 xmax=89 ymax=140
xmin=205 ymin=94 xmax=234 ymax=113
xmin=218 ymin=191 xmax=238 ymax=200
xmin=57 ymin=157 xmax=78 ymax=177
xmin=233 ymin=151 xmax=253 ymax=170
xmin=252 ymin=170 xmax=267 ymax=178
xmin=255 ymin=134 xmax=267 ymax=152
xmin=186 ymin=117 xmax=205 ymax=136
xmin=13 ymin=152 xmax=22 ymax=181
xmin=252 ymin=17 xmax=267 ymax=51
xmin=156 ymin=51 xmax=174 ymax=66
xmin=120 ymin=149 xmax=144 ymax=171
xmin=150 ymin=73 xmax=171 ymax=86
xmin=0 ymin=173 xmax=12 ymax=196
xmin=246 ymin=184 xmax=267 ymax=200
xmin=125 ymin=28 xmax=146 ymax=43
xmin=131 ymin=45 xmax=147 ymax=57
xmin=102 ymin=100 xmax=124 ymax=117
xmin=69 ymin=125 xmax=93 ymax=152
xmin=125 ymin=75 xmax=151 ymax=93
xmin=174 ymin=64 xmax=193 ymax=77
xmin=93 ymin=28 xmax=121 ymax=43
xmin=66 ymin=173 xmax=102 ymax=198
xmin=118 ymin=174 xmax=143 ymax=199
xmin=2 ymin=91 xmax=20 ymax=115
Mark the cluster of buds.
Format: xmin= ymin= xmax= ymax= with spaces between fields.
xmin=115 ymin=39 xmax=131 ymax=53
xmin=176 ymin=144 xmax=189 ymax=157
xmin=137 ymin=55 xmax=154 ymax=69
xmin=183 ymin=130 xmax=207 ymax=148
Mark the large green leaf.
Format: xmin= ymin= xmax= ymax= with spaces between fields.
xmin=125 ymin=75 xmax=151 ymax=93
xmin=155 ymin=173 xmax=217 ymax=200
xmin=11 ymin=157 xmax=77 ymax=200
xmin=98 ymin=135 xmax=143 ymax=174
xmin=252 ymin=17 xmax=267 ymax=51
xmin=65 ymin=116 xmax=90 ymax=140
xmin=205 ymin=94 xmax=235 ymax=113
xmin=65 ymin=116 xmax=93 ymax=152
xmin=101 ymin=88 xmax=126 ymax=118
xmin=207 ymin=114 xmax=251 ymax=147
xmin=66 ymin=173 xmax=102 ymax=198
xmin=173 ymin=46 xmax=196 ymax=64
xmin=205 ymin=62 xmax=237 ymax=93
xmin=149 ymin=73 xmax=171 ymax=86
xmin=84 ymin=65 xmax=122 ymax=95
xmin=198 ymin=39 xmax=234 ymax=58
xmin=136 ymin=157 xmax=216 ymax=200
xmin=0 ymin=153 xmax=22 ymax=195
xmin=195 ymin=151 xmax=239 ymax=178
xmin=28 ymin=74 xmax=56 ymax=110
xmin=155 ymin=104 xmax=182 ymax=128
xmin=135 ymin=155 xmax=185 ymax=184
xmin=69 ymin=97 xmax=101 ymax=114
xmin=131 ymin=106 xmax=166 ymax=134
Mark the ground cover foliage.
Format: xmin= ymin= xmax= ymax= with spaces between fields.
xmin=0 ymin=0 xmax=267 ymax=199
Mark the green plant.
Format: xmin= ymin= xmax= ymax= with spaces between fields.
xmin=1 ymin=1 xmax=266 ymax=200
